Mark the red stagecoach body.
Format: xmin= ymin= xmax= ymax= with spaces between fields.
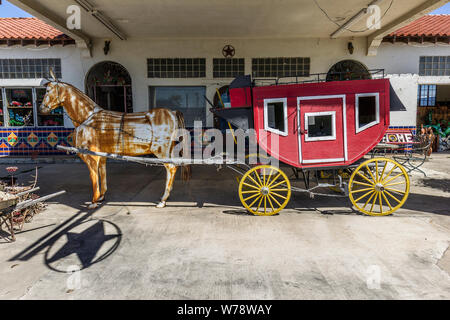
xmin=227 ymin=78 xmax=390 ymax=169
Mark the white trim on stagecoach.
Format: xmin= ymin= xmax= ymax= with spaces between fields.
xmin=304 ymin=111 xmax=337 ymax=142
xmin=297 ymin=95 xmax=348 ymax=165
xmin=263 ymin=98 xmax=288 ymax=137
xmin=355 ymin=92 xmax=380 ymax=134
xmin=302 ymin=158 xmax=345 ymax=164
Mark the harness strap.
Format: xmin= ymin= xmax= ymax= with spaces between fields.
xmin=117 ymin=113 xmax=126 ymax=152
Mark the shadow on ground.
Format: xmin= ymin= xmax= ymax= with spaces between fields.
xmin=2 ymin=162 xmax=449 ymax=273
xmin=420 ymin=178 xmax=450 ymax=193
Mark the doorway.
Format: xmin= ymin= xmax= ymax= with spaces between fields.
xmin=86 ymin=61 xmax=132 ymax=113
xmin=298 ymin=95 xmax=347 ymax=164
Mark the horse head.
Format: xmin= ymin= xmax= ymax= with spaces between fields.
xmin=39 ymin=68 xmax=64 ymax=115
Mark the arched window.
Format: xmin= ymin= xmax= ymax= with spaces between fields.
xmin=86 ymin=61 xmax=132 ymax=113
xmin=326 ymin=60 xmax=371 ymax=82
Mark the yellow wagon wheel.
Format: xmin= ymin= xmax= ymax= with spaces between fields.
xmin=349 ymin=158 xmax=410 ymax=216
xmin=238 ymin=165 xmax=291 ymax=216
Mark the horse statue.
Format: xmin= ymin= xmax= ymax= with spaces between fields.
xmin=39 ymin=69 xmax=191 ymax=209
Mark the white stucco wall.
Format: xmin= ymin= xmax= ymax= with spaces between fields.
xmin=1 ymin=37 xmax=449 ymax=127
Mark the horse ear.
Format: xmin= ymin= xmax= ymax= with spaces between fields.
xmin=49 ymin=68 xmax=57 ymax=82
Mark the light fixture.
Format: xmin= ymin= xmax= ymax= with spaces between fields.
xmin=74 ymin=0 xmax=127 ymax=40
xmin=104 ymin=40 xmax=111 ymax=55
xmin=330 ymin=0 xmax=384 ymax=39
xmin=348 ymin=42 xmax=354 ymax=54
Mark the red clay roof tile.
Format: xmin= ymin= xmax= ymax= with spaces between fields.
xmin=389 ymin=15 xmax=450 ymax=37
xmin=0 ymin=17 xmax=71 ymax=40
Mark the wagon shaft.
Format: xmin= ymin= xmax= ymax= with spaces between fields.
xmin=57 ymin=145 xmax=245 ymax=165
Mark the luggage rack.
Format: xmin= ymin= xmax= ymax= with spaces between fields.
xmin=253 ymin=69 xmax=385 ymax=86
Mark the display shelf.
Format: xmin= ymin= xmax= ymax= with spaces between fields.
xmin=36 ymin=88 xmax=64 ymax=127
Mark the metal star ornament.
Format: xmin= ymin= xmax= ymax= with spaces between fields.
xmin=222 ymin=45 xmax=235 ymax=58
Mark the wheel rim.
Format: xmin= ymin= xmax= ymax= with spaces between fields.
xmin=238 ymin=165 xmax=291 ymax=216
xmin=349 ymin=158 xmax=410 ymax=216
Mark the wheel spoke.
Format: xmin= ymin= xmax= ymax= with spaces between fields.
xmin=383 ymin=173 xmax=404 ymax=185
xmin=242 ymin=182 xmax=260 ymax=190
xmin=269 ymin=180 xmax=287 ymax=189
xmin=351 ymin=187 xmax=374 ymax=194
xmin=356 ymin=172 xmax=375 ymax=185
xmin=255 ymin=195 xmax=264 ymax=212
xmin=267 ymin=195 xmax=275 ymax=212
xmin=362 ymin=191 xmax=376 ymax=209
xmin=264 ymin=196 xmax=267 ymax=214
xmin=382 ymin=164 xmax=398 ymax=183
xmin=270 ymin=188 xmax=289 ymax=192
xmin=375 ymin=161 xmax=379 ymax=182
xmin=370 ymin=192 xmax=378 ymax=212
xmin=243 ymin=193 xmax=261 ymax=202
xmin=352 ymin=181 xmax=373 ymax=187
xmin=246 ymin=173 xmax=262 ymax=188
xmin=385 ymin=187 xmax=405 ymax=194
xmin=379 ymin=161 xmax=388 ymax=182
xmin=381 ymin=192 xmax=393 ymax=210
xmin=267 ymin=173 xmax=282 ymax=187
xmin=262 ymin=168 xmax=266 ymax=186
xmin=241 ymin=190 xmax=260 ymax=194
xmin=265 ymin=170 xmax=273 ymax=187
xmin=271 ymin=192 xmax=287 ymax=200
xmin=384 ymin=181 xmax=406 ymax=187
xmin=248 ymin=195 xmax=263 ymax=208
xmin=379 ymin=191 xmax=383 ymax=214
xmin=254 ymin=171 xmax=264 ymax=187
xmin=355 ymin=189 xmax=375 ymax=202
xmin=268 ymin=193 xmax=282 ymax=207
xmin=365 ymin=164 xmax=377 ymax=184
xmin=385 ymin=190 xmax=401 ymax=203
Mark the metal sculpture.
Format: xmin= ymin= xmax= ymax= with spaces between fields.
xmin=39 ymin=70 xmax=190 ymax=209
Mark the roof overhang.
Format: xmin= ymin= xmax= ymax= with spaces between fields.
xmin=7 ymin=0 xmax=450 ymax=56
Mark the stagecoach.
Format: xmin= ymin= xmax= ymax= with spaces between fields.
xmin=53 ymin=70 xmax=410 ymax=217
xmin=208 ymin=73 xmax=410 ymax=216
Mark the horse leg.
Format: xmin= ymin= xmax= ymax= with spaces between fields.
xmin=79 ymin=154 xmax=101 ymax=209
xmin=98 ymin=156 xmax=107 ymax=202
xmin=156 ymin=163 xmax=178 ymax=208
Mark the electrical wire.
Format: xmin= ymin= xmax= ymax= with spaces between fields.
xmin=313 ymin=0 xmax=394 ymax=34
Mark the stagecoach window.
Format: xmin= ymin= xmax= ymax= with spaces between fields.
xmin=304 ymin=112 xmax=336 ymax=141
xmin=264 ymin=99 xmax=287 ymax=136
xmin=149 ymin=86 xmax=206 ymax=127
xmin=355 ymin=93 xmax=379 ymax=133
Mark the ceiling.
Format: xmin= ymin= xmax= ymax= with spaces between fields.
xmin=9 ymin=0 xmax=439 ymax=39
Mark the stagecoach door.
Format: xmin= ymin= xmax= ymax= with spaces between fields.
xmin=297 ymin=95 xmax=347 ymax=164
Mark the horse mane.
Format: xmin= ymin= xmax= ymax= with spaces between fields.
xmin=60 ymin=81 xmax=104 ymax=111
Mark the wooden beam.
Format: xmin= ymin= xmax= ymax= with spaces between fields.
xmin=367 ymin=0 xmax=449 ymax=56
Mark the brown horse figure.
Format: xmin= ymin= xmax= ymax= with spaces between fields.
xmin=39 ymin=70 xmax=190 ymax=209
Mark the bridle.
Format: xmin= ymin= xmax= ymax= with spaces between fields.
xmin=41 ymin=81 xmax=64 ymax=112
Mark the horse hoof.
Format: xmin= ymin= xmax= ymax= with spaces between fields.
xmin=98 ymin=195 xmax=105 ymax=202
xmin=156 ymin=202 xmax=166 ymax=208
xmin=88 ymin=203 xmax=99 ymax=209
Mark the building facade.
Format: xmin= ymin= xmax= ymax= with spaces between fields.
xmin=0 ymin=14 xmax=449 ymax=156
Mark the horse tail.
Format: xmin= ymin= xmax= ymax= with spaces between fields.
xmin=175 ymin=111 xmax=192 ymax=182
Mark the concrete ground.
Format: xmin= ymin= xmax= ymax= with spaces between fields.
xmin=0 ymin=153 xmax=449 ymax=300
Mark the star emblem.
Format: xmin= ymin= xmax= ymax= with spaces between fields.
xmin=46 ymin=220 xmax=121 ymax=270
xmin=222 ymin=45 xmax=235 ymax=58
